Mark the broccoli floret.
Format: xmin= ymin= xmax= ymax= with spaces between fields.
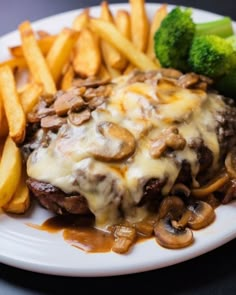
xmin=154 ymin=7 xmax=234 ymax=72
xmin=188 ymin=35 xmax=236 ymax=78
xmin=226 ymin=35 xmax=236 ymax=50
xmin=154 ymin=7 xmax=195 ymax=72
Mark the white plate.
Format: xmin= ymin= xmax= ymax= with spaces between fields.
xmin=1 ymin=3 xmax=236 ymax=277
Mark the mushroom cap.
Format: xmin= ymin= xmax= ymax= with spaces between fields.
xmin=154 ymin=216 xmax=194 ymax=249
xmin=187 ymin=201 xmax=215 ymax=230
xmin=89 ymin=121 xmax=136 ymax=162
xmin=158 ymin=195 xmax=185 ymax=220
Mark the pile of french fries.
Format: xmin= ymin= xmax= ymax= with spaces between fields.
xmin=0 ymin=0 xmax=167 ymax=214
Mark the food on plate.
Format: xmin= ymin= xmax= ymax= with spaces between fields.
xmin=22 ymin=68 xmax=236 ymax=251
xmin=153 ymin=6 xmax=236 ymax=96
xmin=1 ymin=0 xmax=236 ymax=254
xmin=0 ymin=136 xmax=22 ymax=207
xmin=18 ymin=21 xmax=56 ymax=95
xmin=0 ymin=65 xmax=26 ymax=144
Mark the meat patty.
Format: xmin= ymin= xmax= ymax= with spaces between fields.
xmin=21 ymin=70 xmax=236 ymax=224
xmin=26 ymin=178 xmax=91 ymax=215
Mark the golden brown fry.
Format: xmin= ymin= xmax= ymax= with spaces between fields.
xmin=9 ymin=34 xmax=57 ymax=57
xmin=100 ymin=1 xmax=126 ymax=71
xmin=114 ymin=10 xmax=131 ymax=71
xmin=20 ymin=82 xmax=43 ymax=114
xmin=0 ymin=139 xmax=4 ymax=158
xmin=115 ymin=9 xmax=131 ymax=40
xmin=129 ymin=0 xmax=149 ymax=52
xmin=100 ymin=1 xmax=114 ymax=22
xmin=61 ymin=64 xmax=74 ymax=90
xmin=97 ymin=63 xmax=111 ymax=82
xmin=19 ymin=21 xmax=56 ymax=94
xmin=73 ymin=28 xmax=101 ymax=77
xmin=123 ymin=63 xmax=136 ymax=75
xmin=0 ymin=65 xmax=26 ymax=144
xmin=0 ymin=136 xmax=22 ymax=207
xmin=89 ymin=18 xmax=158 ymax=71
xmin=72 ymin=8 xmax=90 ymax=31
xmin=36 ymin=30 xmax=51 ymax=38
xmin=0 ymin=57 xmax=26 ymax=69
xmin=146 ymin=4 xmax=167 ymax=63
xmin=0 ymin=99 xmax=9 ymax=138
xmin=2 ymin=167 xmax=30 ymax=214
xmin=103 ymin=57 xmax=121 ymax=78
xmin=46 ymin=28 xmax=79 ymax=83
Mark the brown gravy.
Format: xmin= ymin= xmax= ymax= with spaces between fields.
xmin=28 ymin=214 xmax=150 ymax=253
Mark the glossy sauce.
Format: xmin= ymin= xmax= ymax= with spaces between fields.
xmin=31 ymin=215 xmax=116 ymax=253
xmin=28 ymin=215 xmax=151 ymax=253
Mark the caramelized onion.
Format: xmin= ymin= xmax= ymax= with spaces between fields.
xmin=191 ymin=173 xmax=229 ymax=198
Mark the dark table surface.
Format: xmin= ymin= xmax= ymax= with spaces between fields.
xmin=1 ymin=1 xmax=236 ymax=294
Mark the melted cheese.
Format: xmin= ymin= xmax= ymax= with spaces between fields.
xmin=27 ymin=73 xmax=227 ymax=228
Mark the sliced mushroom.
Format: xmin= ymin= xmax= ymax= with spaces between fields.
xmin=90 ymin=121 xmax=136 ymax=162
xmin=170 ymin=183 xmax=190 ymax=198
xmin=149 ymin=127 xmax=186 ymax=159
xmin=53 ymin=92 xmax=85 ymax=116
xmin=177 ymin=72 xmax=199 ymax=88
xmin=154 ymin=196 xmax=194 ymax=249
xmin=40 ymin=115 xmax=67 ymax=130
xmin=72 ymin=76 xmax=111 ymax=88
xmin=154 ymin=216 xmax=193 ymax=249
xmin=187 ymin=201 xmax=215 ymax=230
xmin=111 ymin=225 xmax=137 ymax=254
xmin=159 ymin=68 xmax=183 ymax=79
xmin=68 ymin=109 xmax=91 ymax=126
xmin=158 ymin=196 xmax=185 ymax=220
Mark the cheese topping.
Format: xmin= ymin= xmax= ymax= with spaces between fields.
xmin=27 ymin=73 xmax=226 ymax=228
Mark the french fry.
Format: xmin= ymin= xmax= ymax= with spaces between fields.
xmin=2 ymin=168 xmax=30 ymax=214
xmin=89 ymin=18 xmax=158 ymax=71
xmin=0 ymin=136 xmax=22 ymax=207
xmin=97 ymin=63 xmax=111 ymax=82
xmin=61 ymin=64 xmax=74 ymax=90
xmin=129 ymin=0 xmax=149 ymax=52
xmin=100 ymin=1 xmax=126 ymax=71
xmin=0 ymin=99 xmax=9 ymax=138
xmin=123 ymin=63 xmax=136 ymax=75
xmin=36 ymin=30 xmax=51 ymax=38
xmin=20 ymin=82 xmax=43 ymax=114
xmin=0 ymin=57 xmax=26 ymax=69
xmin=46 ymin=28 xmax=79 ymax=83
xmin=115 ymin=9 xmax=131 ymax=40
xmin=146 ymin=4 xmax=167 ymax=63
xmin=114 ymin=10 xmax=131 ymax=71
xmin=9 ymin=34 xmax=57 ymax=57
xmin=72 ymin=8 xmax=90 ymax=31
xmin=72 ymin=28 xmax=101 ymax=77
xmin=0 ymin=65 xmax=26 ymax=144
xmin=103 ymin=57 xmax=121 ymax=78
xmin=19 ymin=21 xmax=56 ymax=94
xmin=0 ymin=140 xmax=4 ymax=158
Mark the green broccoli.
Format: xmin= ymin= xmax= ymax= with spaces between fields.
xmin=188 ymin=35 xmax=236 ymax=78
xmin=154 ymin=7 xmax=234 ymax=72
xmin=154 ymin=7 xmax=195 ymax=72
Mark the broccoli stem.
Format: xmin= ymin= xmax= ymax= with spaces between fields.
xmin=196 ymin=17 xmax=234 ymax=38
